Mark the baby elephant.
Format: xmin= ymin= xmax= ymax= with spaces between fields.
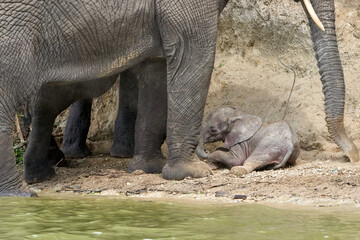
xmin=196 ymin=107 xmax=300 ymax=176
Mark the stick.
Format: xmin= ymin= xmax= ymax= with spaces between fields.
xmin=13 ymin=141 xmax=28 ymax=150
xmin=15 ymin=114 xmax=25 ymax=143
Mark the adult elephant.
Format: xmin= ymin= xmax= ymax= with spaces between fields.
xmin=0 ymin=0 xmax=356 ymax=197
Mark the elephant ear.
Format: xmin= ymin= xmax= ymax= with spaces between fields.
xmin=224 ymin=111 xmax=262 ymax=148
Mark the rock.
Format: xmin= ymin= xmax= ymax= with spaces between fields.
xmin=230 ymin=166 xmax=248 ymax=177
xmin=132 ymin=170 xmax=145 ymax=175
xmin=353 ymin=28 xmax=360 ymax=39
xmin=233 ymin=195 xmax=247 ymax=200
xmin=215 ymin=191 xmax=226 ymax=197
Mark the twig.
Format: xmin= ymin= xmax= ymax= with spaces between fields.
xmin=245 ymin=0 xmax=297 ymax=120
xmin=209 ymin=183 xmax=227 ymax=189
xmin=15 ymin=114 xmax=25 ymax=143
xmin=60 ymin=186 xmax=102 ymax=193
xmin=13 ymin=141 xmax=28 ymax=150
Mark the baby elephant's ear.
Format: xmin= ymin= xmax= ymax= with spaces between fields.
xmin=224 ymin=111 xmax=262 ymax=148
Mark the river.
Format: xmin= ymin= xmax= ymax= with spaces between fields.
xmin=0 ymin=196 xmax=359 ymax=239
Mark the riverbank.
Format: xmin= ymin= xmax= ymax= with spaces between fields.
xmin=28 ymin=149 xmax=360 ymax=208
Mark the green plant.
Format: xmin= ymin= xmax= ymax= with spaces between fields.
xmin=14 ymin=146 xmax=25 ymax=165
xmin=13 ymin=136 xmax=25 ymax=165
xmin=213 ymin=62 xmax=225 ymax=71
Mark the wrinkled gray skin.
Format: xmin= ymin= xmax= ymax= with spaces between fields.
xmin=196 ymin=107 xmax=300 ymax=175
xmin=24 ymin=60 xmax=166 ymax=184
xmin=0 ymin=0 xmax=357 ymax=197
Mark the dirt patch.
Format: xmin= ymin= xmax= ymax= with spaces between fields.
xmin=29 ymin=150 xmax=360 ymax=207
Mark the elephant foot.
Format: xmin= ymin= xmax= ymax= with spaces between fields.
xmin=230 ymin=166 xmax=249 ymax=177
xmin=162 ymin=160 xmax=212 ymax=180
xmin=128 ymin=154 xmax=166 ymax=173
xmin=206 ymin=161 xmax=220 ymax=170
xmin=0 ymin=186 xmax=38 ymax=197
xmin=110 ymin=143 xmax=134 ymax=158
xmin=344 ymin=143 xmax=359 ymax=163
xmin=62 ymin=144 xmax=91 ymax=159
xmin=24 ymin=162 xmax=56 ymax=184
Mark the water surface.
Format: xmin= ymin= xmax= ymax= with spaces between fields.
xmin=0 ymin=196 xmax=359 ymax=239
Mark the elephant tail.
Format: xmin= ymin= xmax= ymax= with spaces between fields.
xmin=272 ymin=142 xmax=299 ymax=170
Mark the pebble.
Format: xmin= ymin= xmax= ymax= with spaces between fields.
xmin=233 ymin=195 xmax=247 ymax=200
xmin=215 ymin=192 xmax=226 ymax=197
xmin=132 ymin=170 xmax=145 ymax=175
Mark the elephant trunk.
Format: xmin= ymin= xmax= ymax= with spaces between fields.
xmin=305 ymin=0 xmax=358 ymax=162
xmin=196 ymin=135 xmax=210 ymax=159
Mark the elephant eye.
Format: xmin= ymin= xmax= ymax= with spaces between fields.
xmin=209 ymin=126 xmax=218 ymax=134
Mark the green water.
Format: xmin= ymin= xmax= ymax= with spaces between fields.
xmin=0 ymin=196 xmax=359 ymax=240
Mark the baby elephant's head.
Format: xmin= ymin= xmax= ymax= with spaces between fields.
xmin=196 ymin=106 xmax=262 ymax=159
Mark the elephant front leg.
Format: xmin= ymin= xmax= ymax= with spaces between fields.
xmin=0 ymin=95 xmax=37 ymax=196
xmin=207 ymin=149 xmax=232 ymax=170
xmin=61 ymin=99 xmax=92 ymax=158
xmin=208 ymin=145 xmax=247 ymax=170
xmin=161 ymin=47 xmax=216 ymax=180
xmin=0 ymin=127 xmax=37 ymax=197
xmin=127 ymin=60 xmax=167 ymax=173
xmin=156 ymin=1 xmax=222 ymax=179
xmin=110 ymin=70 xmax=138 ymax=158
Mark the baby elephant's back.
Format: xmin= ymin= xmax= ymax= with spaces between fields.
xmin=256 ymin=121 xmax=298 ymax=145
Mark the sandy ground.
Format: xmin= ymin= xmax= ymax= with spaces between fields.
xmin=28 ymin=149 xmax=360 ymax=208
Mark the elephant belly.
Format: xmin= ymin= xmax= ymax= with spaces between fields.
xmin=34 ymin=0 xmax=164 ymax=84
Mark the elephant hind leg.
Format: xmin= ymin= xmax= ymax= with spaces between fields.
xmin=61 ymin=99 xmax=92 ymax=159
xmin=127 ymin=60 xmax=167 ymax=174
xmin=230 ymin=147 xmax=285 ymax=177
xmin=110 ymin=70 xmax=138 ymax=158
xmin=274 ymin=132 xmax=300 ymax=169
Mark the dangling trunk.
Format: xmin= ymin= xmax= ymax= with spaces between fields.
xmin=304 ymin=0 xmax=358 ymax=162
xmin=196 ymin=136 xmax=210 ymax=159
